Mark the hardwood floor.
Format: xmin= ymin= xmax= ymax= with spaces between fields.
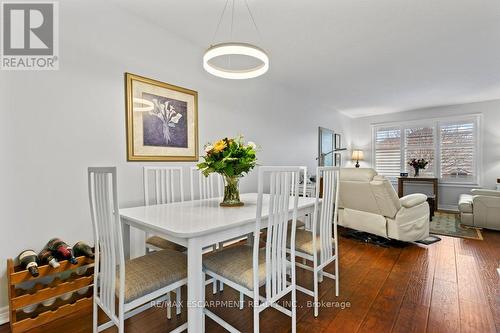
xmin=2 ymin=229 xmax=499 ymax=333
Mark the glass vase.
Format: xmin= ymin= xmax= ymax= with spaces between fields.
xmin=414 ymin=167 xmax=420 ymax=177
xmin=221 ymin=175 xmax=243 ymax=207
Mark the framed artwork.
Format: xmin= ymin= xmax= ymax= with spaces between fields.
xmin=125 ymin=73 xmax=198 ymax=161
xmin=334 ymin=153 xmax=342 ymax=167
xmin=334 ymin=133 xmax=341 ymax=150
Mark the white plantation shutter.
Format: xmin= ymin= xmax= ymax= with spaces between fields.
xmin=373 ymin=115 xmax=479 ymax=185
xmin=440 ymin=120 xmax=476 ymax=183
xmin=375 ymin=127 xmax=401 ymax=178
xmin=404 ymin=126 xmax=435 ymax=175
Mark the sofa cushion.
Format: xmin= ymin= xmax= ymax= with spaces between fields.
xmin=459 ymin=194 xmax=473 ymax=213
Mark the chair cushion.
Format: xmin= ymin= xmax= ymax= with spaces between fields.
xmin=287 ymin=229 xmax=334 ymax=256
xmin=146 ymin=236 xmax=187 ymax=252
xmin=116 ymin=249 xmax=187 ymax=303
xmin=203 ymin=245 xmax=266 ymax=291
xmin=287 ymin=219 xmax=306 ymax=229
xmin=459 ymin=194 xmax=473 ymax=213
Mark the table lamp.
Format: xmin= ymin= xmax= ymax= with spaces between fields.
xmin=351 ymin=150 xmax=364 ymax=168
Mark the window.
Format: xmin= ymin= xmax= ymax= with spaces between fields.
xmin=440 ymin=121 xmax=476 ymax=183
xmin=404 ymin=126 xmax=435 ymax=176
xmin=373 ymin=115 xmax=480 ymax=184
xmin=374 ymin=127 xmax=401 ymax=178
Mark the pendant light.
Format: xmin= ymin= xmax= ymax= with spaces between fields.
xmin=203 ymin=0 xmax=269 ymax=80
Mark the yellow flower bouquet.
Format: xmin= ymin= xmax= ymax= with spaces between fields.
xmin=197 ymin=136 xmax=257 ymax=206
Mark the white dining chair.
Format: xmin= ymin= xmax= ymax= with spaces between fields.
xmin=88 ymin=167 xmax=187 ymax=333
xmin=288 ymin=166 xmax=340 ymax=317
xmin=191 ymin=166 xmax=250 ymax=297
xmin=285 ymin=166 xmax=308 ymax=234
xmin=203 ymin=166 xmax=300 ymax=333
xmin=143 ymin=166 xmax=186 ymax=317
xmin=190 ymin=166 xmax=223 ymax=201
xmin=144 ymin=166 xmax=186 ymax=253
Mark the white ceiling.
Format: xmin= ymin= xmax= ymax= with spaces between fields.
xmin=113 ymin=0 xmax=500 ymax=118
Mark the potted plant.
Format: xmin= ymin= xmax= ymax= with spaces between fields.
xmin=408 ymin=158 xmax=429 ymax=177
xmin=197 ymin=136 xmax=257 ymax=206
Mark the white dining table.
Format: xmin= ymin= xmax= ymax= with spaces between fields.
xmin=119 ymin=192 xmax=317 ymax=333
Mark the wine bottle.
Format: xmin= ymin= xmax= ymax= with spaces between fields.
xmin=38 ymin=248 xmax=60 ymax=268
xmin=46 ymin=238 xmax=78 ymax=264
xmin=18 ymin=250 xmax=39 ymax=277
xmin=73 ymin=241 xmax=94 ymax=259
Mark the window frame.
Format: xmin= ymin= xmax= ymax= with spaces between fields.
xmin=371 ymin=114 xmax=482 ymax=186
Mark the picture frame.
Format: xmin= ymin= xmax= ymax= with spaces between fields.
xmin=125 ymin=73 xmax=198 ymax=161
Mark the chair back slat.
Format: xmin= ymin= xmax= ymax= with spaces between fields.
xmin=190 ymin=166 xmax=223 ymax=201
xmin=144 ymin=166 xmax=184 ymax=205
xmin=255 ymin=166 xmax=300 ymax=302
xmin=312 ymin=166 xmax=340 ymax=266
xmin=290 ymin=166 xmax=308 ymax=197
xmin=88 ymin=167 xmax=124 ymax=319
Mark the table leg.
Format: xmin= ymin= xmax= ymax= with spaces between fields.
xmin=187 ymin=237 xmax=204 ymax=332
xmin=121 ymin=219 xmax=131 ymax=260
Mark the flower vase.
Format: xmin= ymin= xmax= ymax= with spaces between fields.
xmin=221 ymin=175 xmax=244 ymax=207
xmin=414 ymin=167 xmax=420 ymax=177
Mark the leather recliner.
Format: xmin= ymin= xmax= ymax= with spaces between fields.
xmin=338 ymin=168 xmax=430 ymax=242
xmin=459 ymin=189 xmax=500 ymax=230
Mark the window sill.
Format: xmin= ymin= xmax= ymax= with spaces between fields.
xmin=389 ymin=179 xmax=479 ymax=188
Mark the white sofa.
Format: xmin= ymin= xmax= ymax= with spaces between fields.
xmin=459 ymin=189 xmax=500 ymax=230
xmin=338 ymin=168 xmax=430 ymax=242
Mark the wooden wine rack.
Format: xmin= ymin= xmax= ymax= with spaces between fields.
xmin=7 ymin=256 xmax=94 ymax=333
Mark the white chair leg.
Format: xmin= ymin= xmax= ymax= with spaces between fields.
xmin=176 ymin=287 xmax=182 ymax=315
xmin=118 ymin=313 xmax=125 ymax=333
xmin=291 ymin=287 xmax=297 ymax=333
xmin=239 ymin=292 xmax=244 ymax=310
xmin=212 ymin=278 xmax=217 ymax=294
xmin=202 ymin=273 xmax=206 ymax=333
xmin=220 ymin=281 xmax=224 ymax=291
xmin=253 ymin=306 xmax=260 ymax=333
xmin=92 ymin=300 xmax=98 ymax=333
xmin=335 ymin=257 xmax=339 ymax=297
xmin=166 ymin=292 xmax=172 ymax=319
xmin=313 ymin=269 xmax=319 ymax=317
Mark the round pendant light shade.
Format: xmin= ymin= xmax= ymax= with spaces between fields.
xmin=203 ymin=42 xmax=269 ymax=80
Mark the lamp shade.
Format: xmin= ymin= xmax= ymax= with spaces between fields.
xmin=351 ymin=150 xmax=364 ymax=161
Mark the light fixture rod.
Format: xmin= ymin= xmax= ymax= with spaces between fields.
xmin=211 ymin=0 xmax=229 ymax=44
xmin=244 ymin=0 xmax=262 ymax=41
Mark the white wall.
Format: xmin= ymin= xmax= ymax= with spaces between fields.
xmin=0 ymin=1 xmax=351 ymax=311
xmin=349 ymin=99 xmax=500 ymax=209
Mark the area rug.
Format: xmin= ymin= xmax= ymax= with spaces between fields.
xmin=430 ymin=212 xmax=483 ymax=240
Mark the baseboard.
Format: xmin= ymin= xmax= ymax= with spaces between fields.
xmin=439 ymin=204 xmax=459 ymax=212
xmin=0 ymin=306 xmax=9 ymax=325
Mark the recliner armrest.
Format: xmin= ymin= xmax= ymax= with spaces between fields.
xmin=471 ymin=189 xmax=500 ymax=197
xmin=399 ymin=193 xmax=427 ymax=208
